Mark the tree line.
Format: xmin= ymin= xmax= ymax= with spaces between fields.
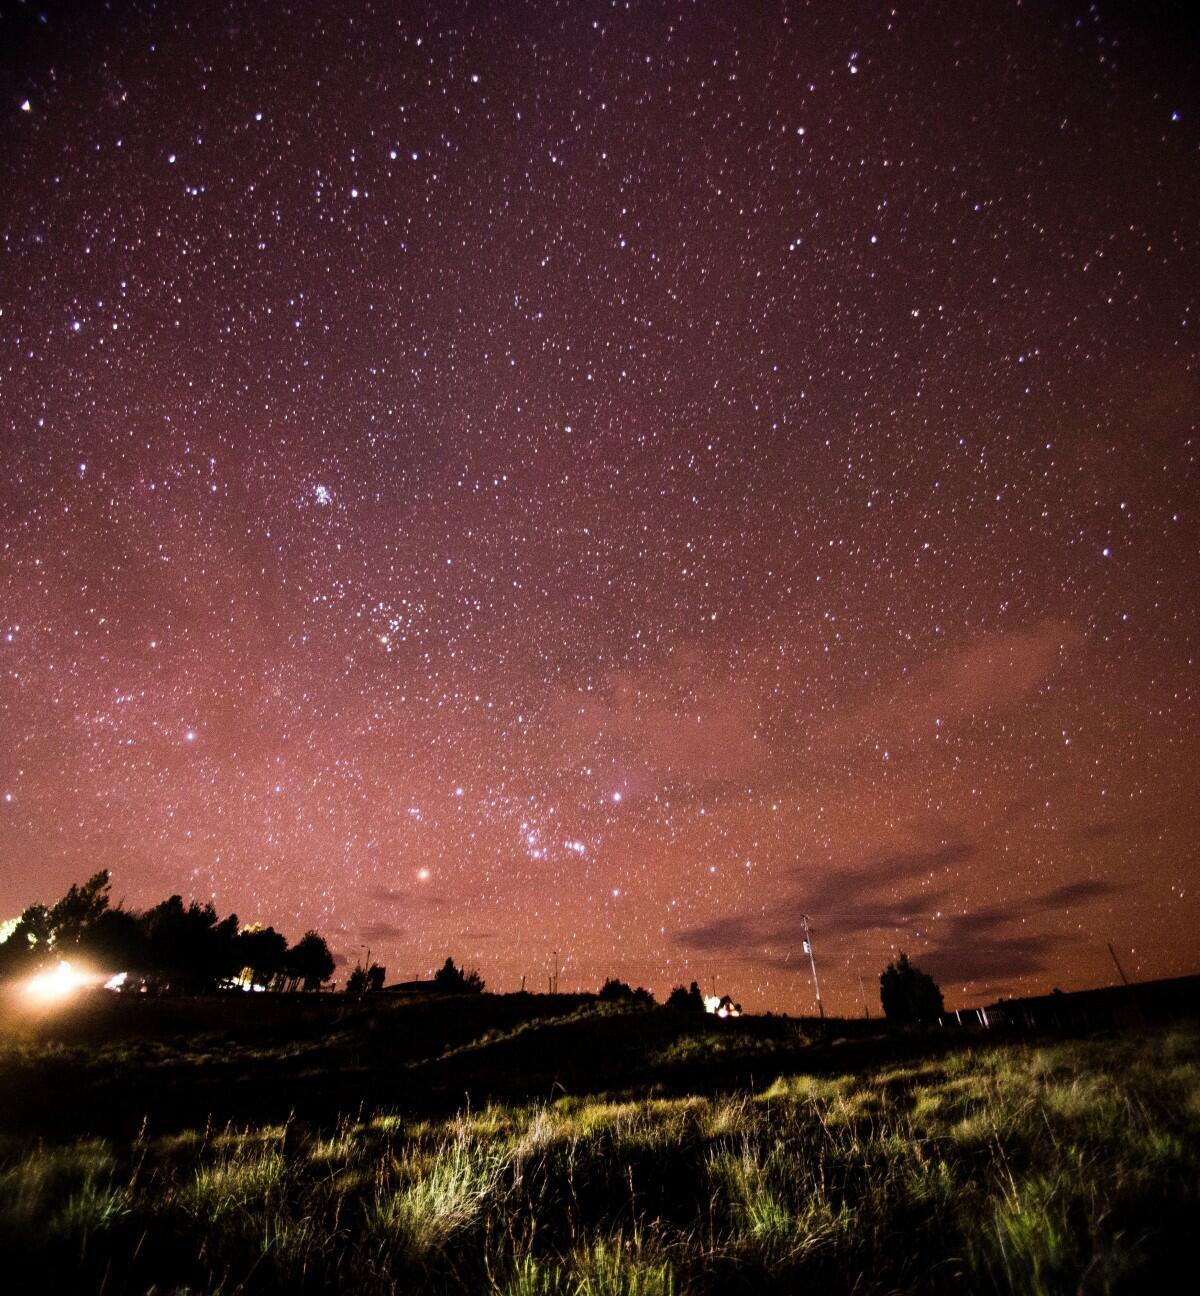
xmin=0 ymin=870 xmax=948 ymax=1019
xmin=0 ymin=871 xmax=335 ymax=993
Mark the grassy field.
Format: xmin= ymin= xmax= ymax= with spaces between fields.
xmin=1 ymin=996 xmax=1197 ymax=1294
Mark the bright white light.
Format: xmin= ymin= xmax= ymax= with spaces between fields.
xmin=314 ymin=484 xmax=332 ymax=506
xmin=103 ymin=971 xmax=128 ymax=991
xmin=25 ymin=961 xmax=95 ymax=1002
xmin=611 ymin=791 xmax=622 ymax=803
xmin=417 ymin=867 xmax=431 ymax=881
xmin=184 ymin=729 xmax=197 ymax=742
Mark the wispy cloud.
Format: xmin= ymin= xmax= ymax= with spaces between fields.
xmin=921 ymin=879 xmax=1122 ymax=982
xmin=679 ymin=839 xmax=972 ymax=954
xmin=677 ymin=834 xmax=1121 ymax=990
xmin=360 ymin=921 xmax=404 ymax=942
xmin=819 ymin=619 xmax=1080 ymax=753
xmin=551 ymin=647 xmax=766 ymax=790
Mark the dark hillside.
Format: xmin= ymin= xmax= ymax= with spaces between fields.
xmin=1 ymin=991 xmax=912 ymax=1138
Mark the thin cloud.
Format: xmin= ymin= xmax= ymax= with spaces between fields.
xmin=360 ymin=921 xmax=403 ymax=942
xmin=677 ymin=844 xmax=1121 ymax=993
xmin=678 ymin=838 xmax=971 ymax=953
xmin=820 ymin=620 xmax=1081 ymax=753
xmin=551 ymin=648 xmax=766 ymax=790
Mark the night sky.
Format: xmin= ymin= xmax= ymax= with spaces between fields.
xmin=2 ymin=1 xmax=1197 ymax=1013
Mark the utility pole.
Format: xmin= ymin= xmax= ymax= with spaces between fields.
xmin=1108 ymin=941 xmax=1145 ymax=1025
xmin=859 ymin=974 xmax=869 ymax=1020
xmin=801 ymin=914 xmax=824 ymax=1019
xmin=552 ymin=950 xmax=559 ymax=995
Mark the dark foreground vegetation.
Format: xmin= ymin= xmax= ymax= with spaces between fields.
xmin=1 ymin=992 xmax=1197 ymax=1294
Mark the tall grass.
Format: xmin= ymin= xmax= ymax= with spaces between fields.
xmin=0 ymin=1028 xmax=1196 ymax=1293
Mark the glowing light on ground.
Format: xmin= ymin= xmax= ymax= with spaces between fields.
xmin=24 ymin=961 xmax=96 ymax=1001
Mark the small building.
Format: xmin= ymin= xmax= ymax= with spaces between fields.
xmin=382 ymin=979 xmax=436 ymax=995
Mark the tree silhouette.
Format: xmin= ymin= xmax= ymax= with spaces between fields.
xmin=0 ymin=870 xmax=114 ymax=977
xmin=287 ymin=931 xmax=335 ymax=991
xmin=598 ymin=977 xmax=655 ymax=1005
xmin=48 ymin=871 xmax=112 ymax=947
xmin=0 ymin=903 xmax=53 ymax=978
xmin=433 ymin=957 xmax=484 ymax=993
xmin=347 ymin=961 xmax=385 ymax=993
xmin=598 ymin=976 xmax=633 ymax=1001
xmin=78 ymin=907 xmax=146 ymax=972
xmin=235 ymin=925 xmax=289 ymax=990
xmin=879 ymin=952 xmax=944 ymax=1023
xmin=666 ymin=981 xmax=706 ymax=1013
xmin=0 ymin=871 xmax=336 ymax=997
xmin=142 ymin=896 xmax=242 ymax=993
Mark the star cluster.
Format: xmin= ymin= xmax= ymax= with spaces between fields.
xmin=1 ymin=1 xmax=1197 ymax=1010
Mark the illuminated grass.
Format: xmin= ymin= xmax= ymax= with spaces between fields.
xmin=0 ymin=1026 xmax=1196 ymax=1293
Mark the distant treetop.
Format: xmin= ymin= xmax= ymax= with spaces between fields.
xmin=666 ymin=981 xmax=706 ymax=1013
xmin=598 ymin=977 xmax=655 ymax=1005
xmin=879 ymin=952 xmax=944 ymax=1024
xmin=433 ymin=956 xmax=485 ymax=994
